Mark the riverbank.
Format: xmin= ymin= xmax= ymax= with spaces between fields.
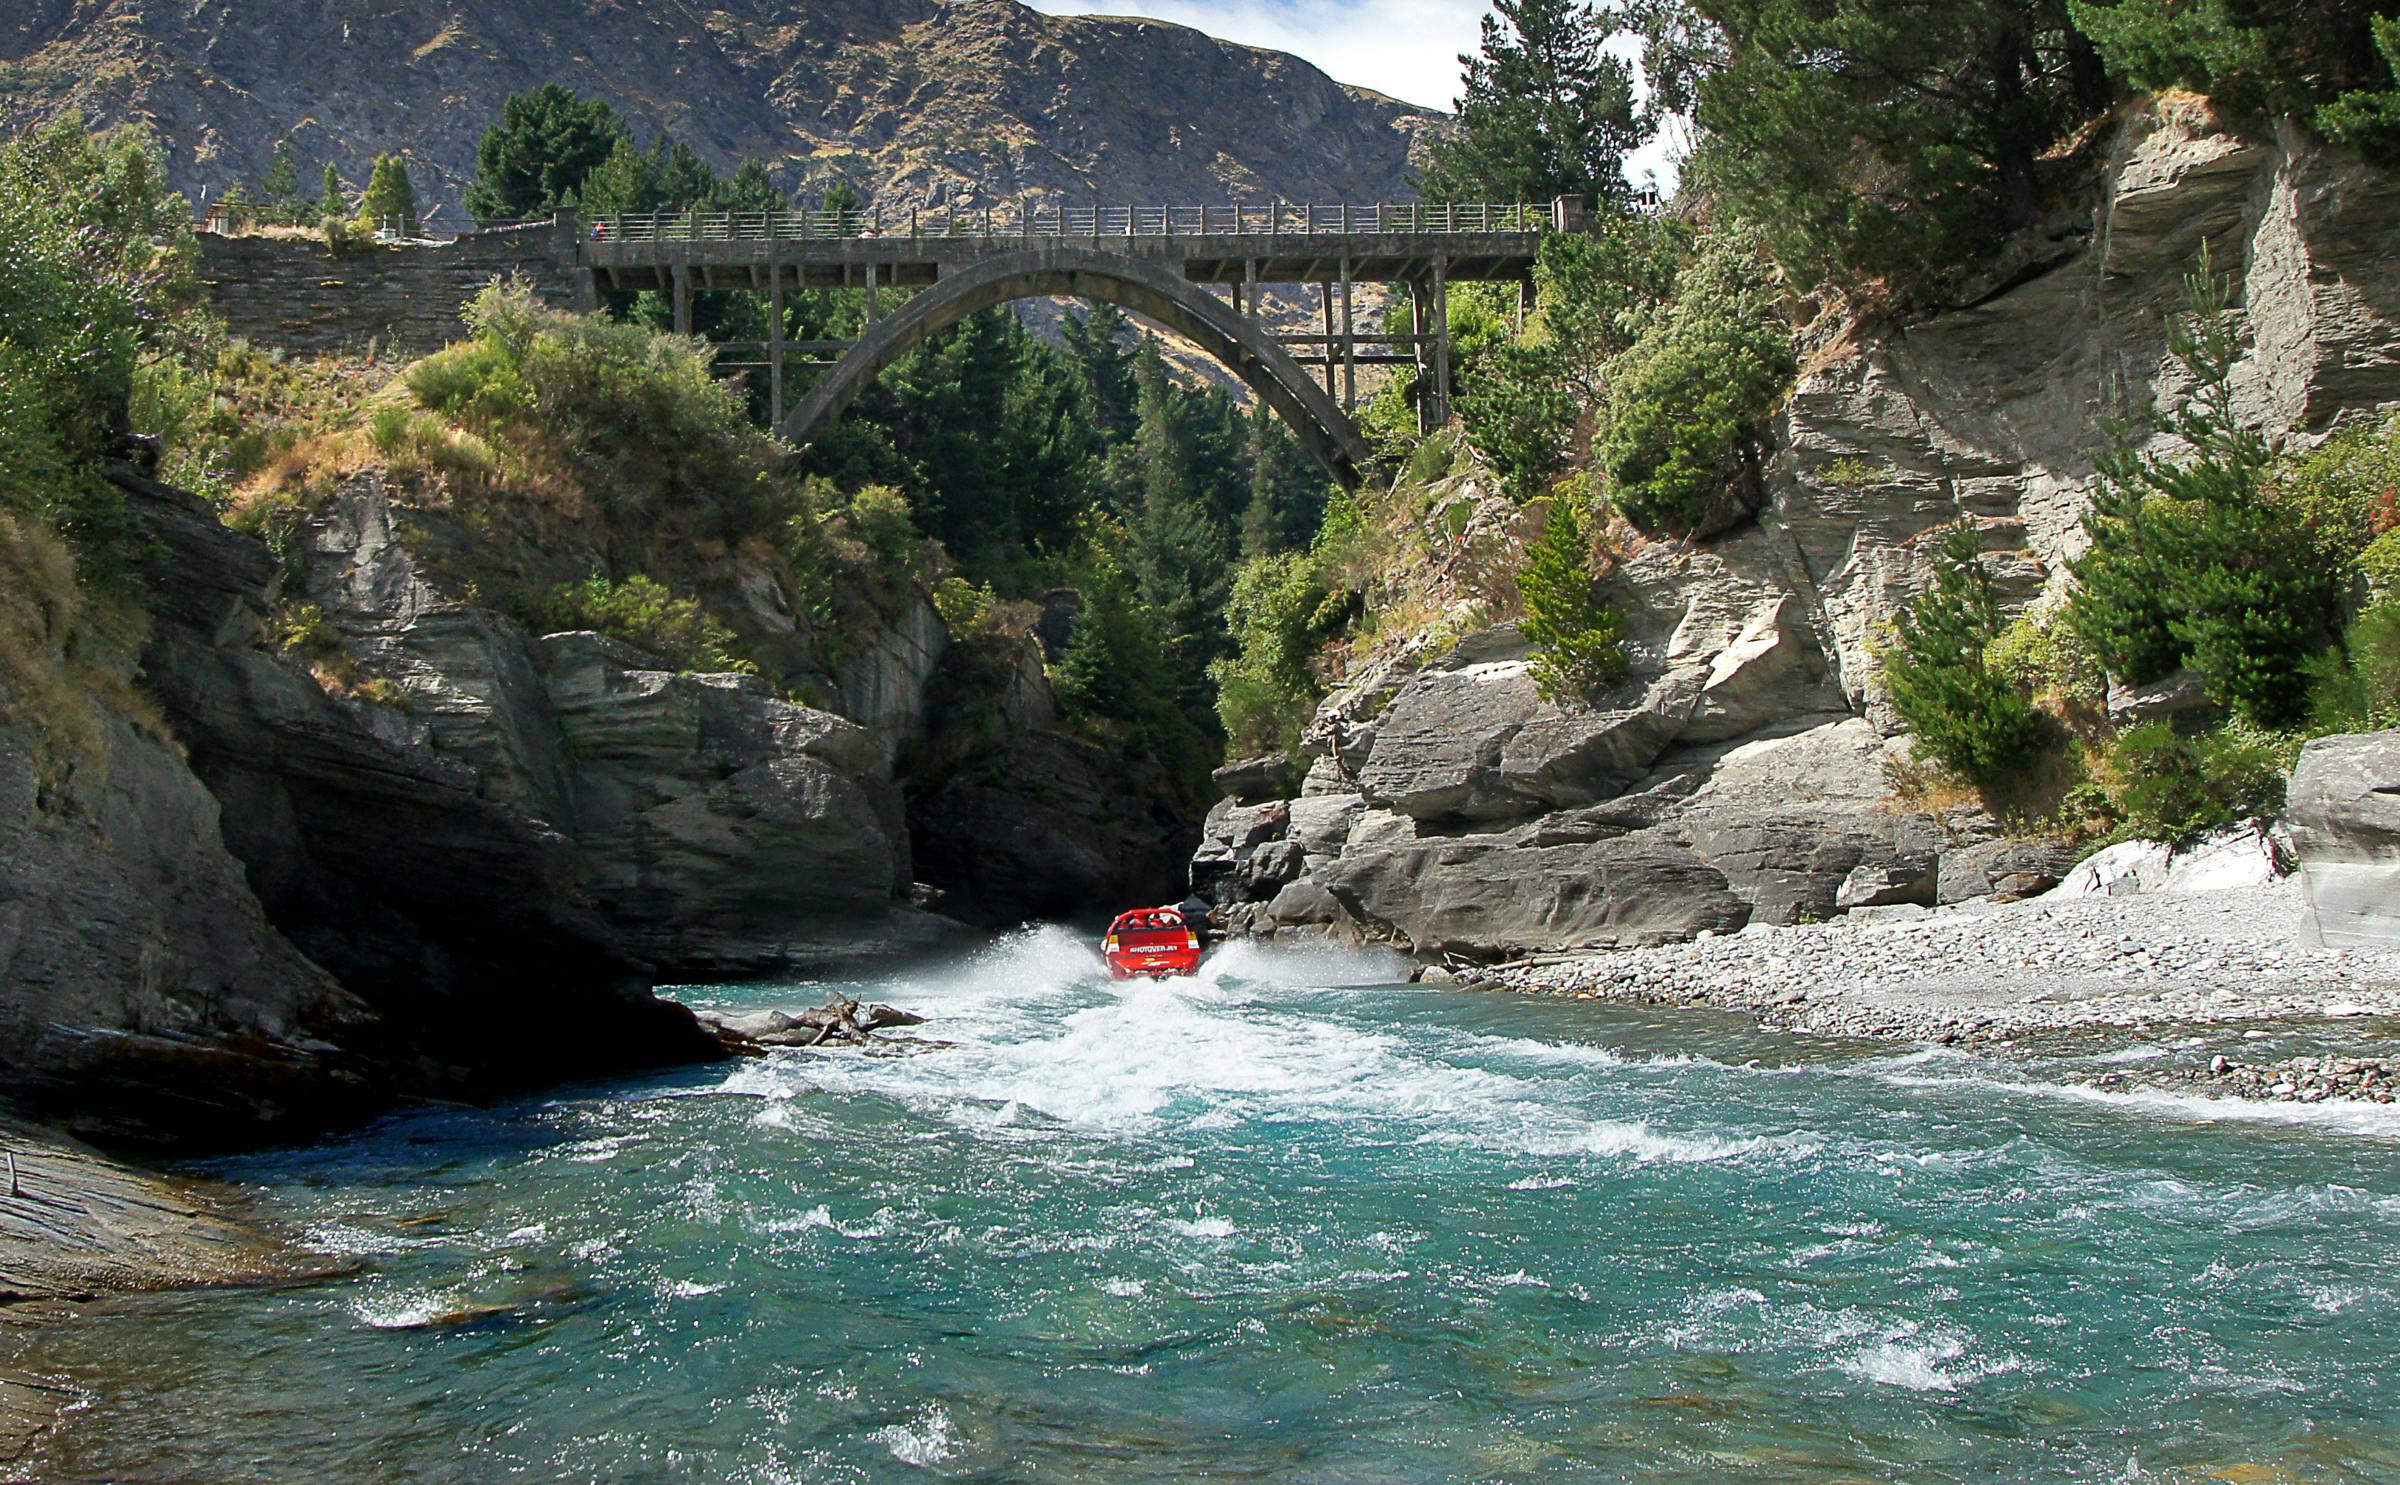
xmin=1485 ymin=877 xmax=2400 ymax=1100
xmin=0 ymin=1120 xmax=314 ymax=1471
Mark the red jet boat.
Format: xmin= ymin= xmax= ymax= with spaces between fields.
xmin=1102 ymin=906 xmax=1205 ymax=980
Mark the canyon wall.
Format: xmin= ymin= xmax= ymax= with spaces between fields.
xmin=1196 ymin=105 xmax=2400 ymax=959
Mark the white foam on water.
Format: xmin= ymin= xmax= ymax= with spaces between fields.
xmin=1463 ymin=1033 xmax=1630 ymax=1069
xmin=1164 ymin=1215 xmax=1237 ymax=1240
xmin=2310 ymin=1284 xmax=2385 ymax=1314
xmin=1196 ymin=937 xmax=1414 ymax=989
xmin=1099 ymin=1276 xmax=1146 ymax=1297
xmin=352 ymin=1291 xmax=465 ymax=1330
xmin=659 ymin=1278 xmax=725 ymax=1299
xmin=301 ymin=1219 xmax=437 ymax=1258
xmin=1834 ymin=1320 xmax=2017 ymax=1393
xmin=1844 ymin=1338 xmax=1970 ymax=1392
xmin=712 ymin=926 xmax=1825 ymax=1204
xmin=873 ymin=1407 xmax=961 ymax=1467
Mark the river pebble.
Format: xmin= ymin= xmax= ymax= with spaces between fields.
xmin=1484 ymin=880 xmax=2400 ymax=1091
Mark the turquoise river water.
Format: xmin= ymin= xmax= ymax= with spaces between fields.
xmin=19 ymin=930 xmax=2400 ymax=1483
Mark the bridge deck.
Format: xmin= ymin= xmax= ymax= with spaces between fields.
xmin=579 ymin=203 xmax=1557 ymax=291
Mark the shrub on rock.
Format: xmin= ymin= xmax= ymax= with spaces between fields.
xmin=1883 ymin=523 xmax=2045 ymax=788
xmin=1518 ymin=495 xmax=1628 ymax=702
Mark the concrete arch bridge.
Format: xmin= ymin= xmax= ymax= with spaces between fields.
xmin=570 ymin=199 xmax=1581 ymax=489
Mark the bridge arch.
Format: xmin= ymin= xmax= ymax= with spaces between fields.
xmin=778 ymin=248 xmax=1374 ymax=489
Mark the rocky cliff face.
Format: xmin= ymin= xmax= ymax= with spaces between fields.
xmin=1198 ymin=104 xmax=2400 ymax=959
xmin=3 ymin=437 xmax=1207 ymax=1144
xmin=1 ymin=0 xmax=1433 ymax=211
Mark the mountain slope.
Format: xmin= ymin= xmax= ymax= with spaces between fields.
xmin=0 ymin=0 xmax=1437 ymax=216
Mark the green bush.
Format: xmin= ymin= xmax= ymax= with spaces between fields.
xmin=2104 ymin=721 xmax=2290 ymax=842
xmin=0 ymin=115 xmax=195 ymax=582
xmin=1518 ymin=495 xmax=1628 ymax=701
xmin=931 ymin=575 xmax=993 ymax=638
xmin=2066 ymin=259 xmax=2339 ymax=728
xmin=1213 ymin=550 xmax=1340 ymax=755
xmin=842 ymin=484 xmax=922 ymax=573
xmin=2306 ymin=600 xmax=2400 ymax=734
xmin=2362 ymin=528 xmax=2400 ymax=604
xmin=406 ymin=280 xmax=776 ymax=520
xmin=514 ymin=574 xmax=753 ymax=673
xmin=1882 ymin=524 xmax=2047 ymax=786
xmin=1985 ymin=608 xmax=2107 ymax=717
xmin=2267 ymin=413 xmax=2400 ymax=574
xmin=1592 ymin=235 xmax=1794 ymax=535
xmin=1456 ymin=339 xmax=1577 ymax=503
xmin=2319 ymin=16 xmax=2400 ymax=161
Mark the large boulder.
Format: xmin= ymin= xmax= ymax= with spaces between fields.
xmin=0 ymin=676 xmax=380 ymax=1148
xmin=534 ymin=632 xmax=910 ymax=970
xmin=1671 ymin=716 xmax=1943 ymax=923
xmin=835 ymin=591 xmax=949 ymax=761
xmin=1321 ymin=831 xmax=1749 ymax=956
xmin=2287 ymin=731 xmax=2400 ymax=948
xmin=1937 ymin=839 xmax=2079 ymax=905
xmin=1355 ymin=659 xmax=1694 ymax=823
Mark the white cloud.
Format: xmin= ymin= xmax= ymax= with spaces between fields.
xmin=1023 ymin=0 xmax=1683 ymax=191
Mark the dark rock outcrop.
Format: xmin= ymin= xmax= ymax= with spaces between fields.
xmin=0 ymin=671 xmax=381 ymax=1147
xmin=122 ymin=473 xmax=731 ymax=1111
xmin=910 ymin=729 xmax=1196 ymax=928
xmin=2287 ymin=729 xmax=2400 ymax=948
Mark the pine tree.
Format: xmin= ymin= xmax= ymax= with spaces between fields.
xmin=357 ymin=155 xmax=419 ymax=234
xmin=2063 ymin=440 xmax=2182 ymax=685
xmin=1519 ymin=495 xmax=1629 ymax=700
xmin=1124 ymin=338 xmax=1234 ymax=702
xmin=1061 ymin=302 xmax=1137 ymax=445
xmin=319 ymin=161 xmax=346 ymax=220
xmin=1237 ymin=405 xmax=1324 ymax=557
xmin=1419 ymin=0 xmax=1643 ymax=208
xmin=1884 ymin=523 xmax=2046 ymax=785
xmin=2319 ymin=15 xmax=2400 ymax=164
xmin=1652 ymin=0 xmax=2113 ymax=291
xmin=2069 ymin=0 xmax=2392 ymax=132
xmin=464 ymin=84 xmax=627 ymax=223
xmin=2064 ymin=255 xmax=2338 ymax=726
xmin=260 ymin=139 xmax=300 ymax=221
xmin=213 ymin=178 xmax=253 ymax=229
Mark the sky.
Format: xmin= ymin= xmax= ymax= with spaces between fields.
xmin=1023 ymin=0 xmax=1683 ymax=191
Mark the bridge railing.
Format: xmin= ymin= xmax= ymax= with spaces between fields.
xmin=587 ymin=201 xmax=1555 ymax=245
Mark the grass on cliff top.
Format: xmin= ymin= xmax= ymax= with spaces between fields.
xmin=138 ymin=334 xmax=398 ymax=505
xmin=224 ymin=281 xmax=937 ymax=688
xmin=230 ymin=280 xmax=783 ymax=529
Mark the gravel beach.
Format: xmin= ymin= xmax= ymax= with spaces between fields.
xmin=1490 ymin=877 xmax=2400 ymax=1102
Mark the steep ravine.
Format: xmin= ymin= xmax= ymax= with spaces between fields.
xmin=1193 ymin=103 xmax=2400 ymax=958
xmin=2 ymin=458 xmax=1190 ymax=1156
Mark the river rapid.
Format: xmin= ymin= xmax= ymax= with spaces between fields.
xmin=21 ymin=929 xmax=2400 ymax=1482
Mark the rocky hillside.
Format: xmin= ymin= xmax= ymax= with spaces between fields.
xmin=1195 ymin=103 xmax=2400 ymax=959
xmin=0 ymin=0 xmax=1434 ymax=211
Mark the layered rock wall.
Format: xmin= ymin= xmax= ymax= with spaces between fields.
xmin=196 ymin=222 xmax=582 ymax=358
